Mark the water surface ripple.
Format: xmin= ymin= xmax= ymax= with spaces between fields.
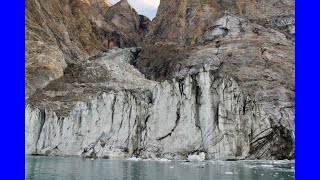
xmin=26 ymin=156 xmax=294 ymax=180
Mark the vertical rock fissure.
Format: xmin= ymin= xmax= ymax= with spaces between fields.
xmin=142 ymin=115 xmax=151 ymax=145
xmin=191 ymin=74 xmax=205 ymax=148
xmin=125 ymin=105 xmax=133 ymax=149
xmin=156 ymin=102 xmax=181 ymax=141
xmin=110 ymin=96 xmax=117 ymax=131
xmin=191 ymin=74 xmax=201 ymax=129
xmin=178 ymin=79 xmax=186 ymax=97
xmin=132 ymin=116 xmax=141 ymax=156
xmin=35 ymin=109 xmax=46 ymax=152
xmin=243 ymin=97 xmax=246 ymax=115
xmin=117 ymin=104 xmax=126 ymax=135
xmin=214 ymin=103 xmax=220 ymax=131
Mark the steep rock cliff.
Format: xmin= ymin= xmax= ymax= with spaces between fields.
xmin=26 ymin=0 xmax=295 ymax=160
xmin=138 ymin=2 xmax=294 ymax=132
xmin=26 ymin=0 xmax=147 ymax=97
xmin=103 ymin=0 xmax=151 ymax=45
xmin=146 ymin=0 xmax=294 ymax=45
xmin=26 ymin=48 xmax=294 ymax=160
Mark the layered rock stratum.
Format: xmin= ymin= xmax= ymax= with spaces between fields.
xmin=26 ymin=0 xmax=295 ymax=160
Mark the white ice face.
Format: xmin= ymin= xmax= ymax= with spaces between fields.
xmin=199 ymin=152 xmax=206 ymax=161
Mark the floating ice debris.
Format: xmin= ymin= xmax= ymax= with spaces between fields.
xmin=142 ymin=159 xmax=151 ymax=161
xmin=156 ymin=158 xmax=171 ymax=162
xmin=248 ymin=165 xmax=257 ymax=168
xmin=180 ymin=162 xmax=189 ymax=165
xmin=225 ymin=172 xmax=233 ymax=175
xmin=187 ymin=152 xmax=205 ymax=162
xmin=127 ymin=157 xmax=141 ymax=161
xmin=271 ymin=160 xmax=291 ymax=164
xmin=170 ymin=166 xmax=174 ymax=169
xmin=91 ymin=158 xmax=94 ymax=161
xmin=261 ymin=174 xmax=264 ymax=176
xmin=261 ymin=165 xmax=273 ymax=168
xmin=275 ymin=172 xmax=279 ymax=175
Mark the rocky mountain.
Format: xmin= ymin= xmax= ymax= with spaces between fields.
xmin=26 ymin=0 xmax=295 ymax=160
xmin=146 ymin=0 xmax=294 ymax=45
xmin=84 ymin=0 xmax=112 ymax=8
xmin=138 ymin=0 xmax=294 ymax=134
xmin=26 ymin=0 xmax=148 ymax=97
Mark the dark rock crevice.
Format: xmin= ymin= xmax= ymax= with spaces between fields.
xmin=156 ymin=104 xmax=181 ymax=141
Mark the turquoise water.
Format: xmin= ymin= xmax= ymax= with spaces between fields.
xmin=26 ymin=156 xmax=294 ymax=180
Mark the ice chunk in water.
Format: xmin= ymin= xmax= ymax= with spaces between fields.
xmin=127 ymin=157 xmax=141 ymax=161
xmin=156 ymin=158 xmax=171 ymax=162
xmin=187 ymin=152 xmax=205 ymax=162
xmin=261 ymin=165 xmax=273 ymax=168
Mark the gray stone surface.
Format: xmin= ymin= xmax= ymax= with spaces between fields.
xmin=26 ymin=0 xmax=295 ymax=160
xmin=26 ymin=0 xmax=148 ymax=98
xmin=26 ymin=49 xmax=294 ymax=160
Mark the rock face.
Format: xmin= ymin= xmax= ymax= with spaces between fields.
xmin=26 ymin=0 xmax=147 ymax=97
xmin=138 ymin=0 xmax=295 ymax=134
xmin=103 ymin=0 xmax=151 ymax=45
xmin=146 ymin=0 xmax=294 ymax=45
xmin=85 ymin=0 xmax=112 ymax=8
xmin=26 ymin=0 xmax=295 ymax=160
xmin=26 ymin=48 xmax=293 ymax=160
